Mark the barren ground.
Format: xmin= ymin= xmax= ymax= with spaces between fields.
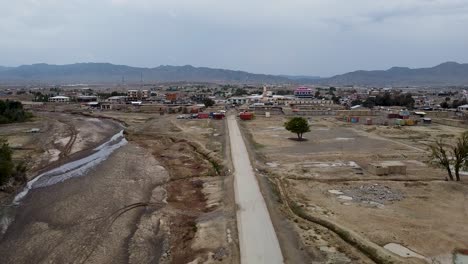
xmin=0 ymin=111 xmax=238 ymax=264
xmin=241 ymin=115 xmax=468 ymax=264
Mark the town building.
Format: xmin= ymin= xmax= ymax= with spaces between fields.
xmin=127 ymin=90 xmax=139 ymax=100
xmin=107 ymin=96 xmax=128 ymax=104
xmin=294 ymin=87 xmax=313 ymax=98
xmin=457 ymin=104 xmax=468 ymax=112
xmin=48 ymin=96 xmax=70 ymax=103
xmin=77 ymin=95 xmax=97 ymax=102
xmin=165 ymin=93 xmax=179 ymax=102
xmin=227 ymin=97 xmax=249 ymax=105
xmin=141 ymin=90 xmax=150 ymax=99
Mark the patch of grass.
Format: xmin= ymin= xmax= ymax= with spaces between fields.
xmin=253 ymin=142 xmax=265 ymax=149
xmin=210 ymin=160 xmax=222 ymax=175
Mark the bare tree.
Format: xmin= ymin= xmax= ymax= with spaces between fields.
xmin=430 ymin=132 xmax=468 ymax=181
xmin=430 ymin=139 xmax=454 ymax=181
xmin=452 ymin=132 xmax=468 ymax=181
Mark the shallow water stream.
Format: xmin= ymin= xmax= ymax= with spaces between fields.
xmin=0 ymin=130 xmax=127 ymax=236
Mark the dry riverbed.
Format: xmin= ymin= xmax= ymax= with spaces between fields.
xmin=0 ymin=111 xmax=238 ymax=264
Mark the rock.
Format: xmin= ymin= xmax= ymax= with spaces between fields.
xmin=337 ymin=195 xmax=353 ymax=201
xmin=328 ymin=190 xmax=344 ymax=195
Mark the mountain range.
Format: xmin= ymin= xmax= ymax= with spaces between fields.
xmin=0 ymin=62 xmax=467 ymax=86
xmin=318 ymin=62 xmax=468 ymax=86
xmin=0 ymin=63 xmax=290 ymax=84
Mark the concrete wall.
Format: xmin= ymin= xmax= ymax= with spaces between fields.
xmin=336 ymin=110 xmax=379 ymax=116
xmin=433 ymin=118 xmax=468 ymax=128
xmin=425 ymin=111 xmax=452 ymax=118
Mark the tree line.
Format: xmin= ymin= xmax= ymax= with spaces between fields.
xmin=352 ymin=92 xmax=415 ymax=109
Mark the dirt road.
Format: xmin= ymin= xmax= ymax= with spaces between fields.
xmin=227 ymin=115 xmax=283 ymax=264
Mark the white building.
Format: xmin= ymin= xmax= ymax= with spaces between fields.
xmin=458 ymin=104 xmax=468 ymax=112
xmin=49 ymin=96 xmax=70 ymax=103
xmin=107 ymin=96 xmax=127 ymax=104
xmin=227 ymin=97 xmax=249 ymax=105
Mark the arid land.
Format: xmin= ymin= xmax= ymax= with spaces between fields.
xmin=241 ymin=115 xmax=468 ymax=264
xmin=0 ymin=110 xmax=238 ymax=264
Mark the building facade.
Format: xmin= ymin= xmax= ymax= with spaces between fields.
xmin=294 ymin=87 xmax=313 ymax=98
xmin=49 ymin=96 xmax=70 ymax=103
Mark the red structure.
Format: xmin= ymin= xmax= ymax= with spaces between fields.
xmin=198 ymin=113 xmax=209 ymax=119
xmin=213 ymin=113 xmax=225 ymax=120
xmin=165 ymin=93 xmax=178 ymax=102
xmin=240 ymin=112 xmax=254 ymax=120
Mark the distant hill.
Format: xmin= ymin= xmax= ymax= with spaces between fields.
xmin=0 ymin=66 xmax=11 ymax=72
xmin=279 ymin=75 xmax=321 ymax=80
xmin=319 ymin=62 xmax=468 ymax=86
xmin=278 ymin=75 xmax=322 ymax=84
xmin=0 ymin=63 xmax=291 ymax=84
xmin=1 ymin=62 xmax=467 ymax=86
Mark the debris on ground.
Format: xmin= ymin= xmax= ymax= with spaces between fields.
xmin=340 ymin=184 xmax=404 ymax=204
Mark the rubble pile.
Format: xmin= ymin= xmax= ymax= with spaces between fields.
xmin=341 ymin=184 xmax=404 ymax=204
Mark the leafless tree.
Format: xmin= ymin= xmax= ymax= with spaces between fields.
xmin=430 ymin=132 xmax=468 ymax=181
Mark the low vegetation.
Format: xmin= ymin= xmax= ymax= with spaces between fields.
xmin=0 ymin=100 xmax=32 ymax=124
xmin=0 ymin=138 xmax=27 ymax=187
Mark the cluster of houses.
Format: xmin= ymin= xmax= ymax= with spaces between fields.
xmin=31 ymin=85 xmax=468 ymax=119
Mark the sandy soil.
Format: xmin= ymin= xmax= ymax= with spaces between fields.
xmin=241 ymin=115 xmax=468 ymax=264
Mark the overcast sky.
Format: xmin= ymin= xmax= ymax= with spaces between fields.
xmin=1 ymin=0 xmax=467 ymax=76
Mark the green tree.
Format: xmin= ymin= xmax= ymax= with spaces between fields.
xmin=0 ymin=100 xmax=32 ymax=124
xmin=332 ymin=96 xmax=341 ymax=104
xmin=440 ymin=101 xmax=449 ymax=108
xmin=203 ymin=98 xmax=215 ymax=107
xmin=453 ymin=98 xmax=467 ymax=108
xmin=0 ymin=138 xmax=14 ymax=185
xmin=284 ymin=117 xmax=310 ymax=140
xmin=351 ymin=99 xmax=363 ymax=106
xmin=233 ymin=88 xmax=248 ymax=96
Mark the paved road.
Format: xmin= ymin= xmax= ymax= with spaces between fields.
xmin=227 ymin=115 xmax=284 ymax=264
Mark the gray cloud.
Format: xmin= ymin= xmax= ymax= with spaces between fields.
xmin=0 ymin=0 xmax=467 ymax=76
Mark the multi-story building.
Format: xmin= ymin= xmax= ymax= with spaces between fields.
xmin=294 ymin=87 xmax=313 ymax=98
xmin=141 ymin=90 xmax=150 ymax=99
xmin=127 ymin=90 xmax=139 ymax=100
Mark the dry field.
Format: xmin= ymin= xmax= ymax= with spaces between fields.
xmin=241 ymin=115 xmax=468 ymax=264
